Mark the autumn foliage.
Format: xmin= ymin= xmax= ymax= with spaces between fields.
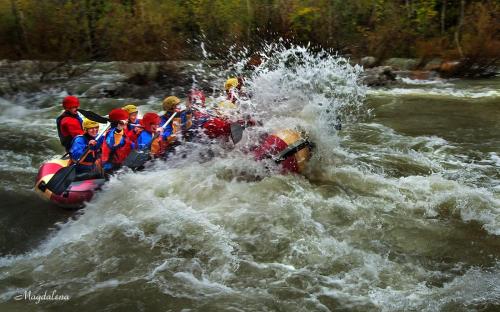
xmin=0 ymin=0 xmax=498 ymax=76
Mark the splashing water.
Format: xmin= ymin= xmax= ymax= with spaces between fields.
xmin=1 ymin=45 xmax=500 ymax=311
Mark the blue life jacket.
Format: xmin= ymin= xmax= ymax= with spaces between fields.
xmin=69 ymin=133 xmax=103 ymax=173
xmin=136 ymin=130 xmax=154 ymax=150
xmin=160 ymin=112 xmax=176 ymax=140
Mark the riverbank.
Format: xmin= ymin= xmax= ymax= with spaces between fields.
xmin=1 ymin=57 xmax=498 ymax=99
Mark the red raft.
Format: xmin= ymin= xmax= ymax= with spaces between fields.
xmin=34 ymin=158 xmax=105 ymax=208
xmin=201 ymin=114 xmax=312 ymax=174
xmin=254 ymin=129 xmax=312 ymax=173
xmin=34 ymin=125 xmax=310 ymax=207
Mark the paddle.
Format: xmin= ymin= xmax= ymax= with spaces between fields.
xmin=78 ymin=108 xmax=144 ymax=128
xmin=230 ymin=122 xmax=245 ymax=144
xmin=123 ymin=112 xmax=178 ymax=169
xmin=272 ymin=138 xmax=312 ymax=163
xmin=45 ymin=124 xmax=111 ymax=195
xmin=78 ymin=108 xmax=110 ymax=124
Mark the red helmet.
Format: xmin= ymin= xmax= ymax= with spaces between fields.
xmin=188 ymin=90 xmax=206 ymax=106
xmin=140 ymin=112 xmax=160 ymax=132
xmin=108 ymin=108 xmax=129 ymax=122
xmin=62 ymin=96 xmax=80 ymax=109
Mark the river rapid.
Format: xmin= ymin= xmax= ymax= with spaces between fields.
xmin=0 ymin=46 xmax=499 ymax=311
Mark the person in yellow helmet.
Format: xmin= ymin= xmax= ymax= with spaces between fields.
xmin=225 ymin=77 xmax=245 ymax=104
xmin=122 ymin=103 xmax=141 ymax=143
xmin=225 ymin=78 xmax=239 ymax=91
xmin=160 ymin=95 xmax=196 ymax=143
xmin=69 ymin=118 xmax=104 ymax=176
xmin=123 ymin=104 xmax=140 ymax=126
xmin=159 ymin=96 xmax=184 ymax=152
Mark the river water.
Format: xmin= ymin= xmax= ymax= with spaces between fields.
xmin=0 ymin=47 xmax=499 ymax=311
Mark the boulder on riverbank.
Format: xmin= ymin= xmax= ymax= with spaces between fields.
xmin=357 ymin=57 xmax=498 ymax=86
xmin=360 ymin=66 xmax=397 ymax=86
xmin=382 ymin=58 xmax=419 ymax=71
xmin=360 ymin=56 xmax=377 ymax=68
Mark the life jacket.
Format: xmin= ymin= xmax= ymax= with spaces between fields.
xmin=101 ymin=128 xmax=132 ymax=166
xmin=193 ymin=110 xmax=211 ymax=128
xmin=125 ymin=119 xmax=141 ymax=144
xmin=181 ymin=109 xmax=193 ymax=131
xmin=69 ymin=133 xmax=104 ymax=174
xmin=202 ymin=117 xmax=231 ymax=138
xmin=136 ymin=129 xmax=162 ymax=156
xmin=179 ymin=109 xmax=194 ymax=140
xmin=56 ymin=111 xmax=83 ymax=151
xmin=161 ymin=112 xmax=182 ymax=143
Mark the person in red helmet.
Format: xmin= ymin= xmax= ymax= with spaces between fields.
xmin=136 ymin=112 xmax=163 ymax=157
xmin=56 ymin=95 xmax=84 ymax=152
xmin=188 ymin=90 xmax=206 ymax=107
xmin=101 ymin=108 xmax=132 ymax=173
xmin=186 ymin=89 xmax=211 ymax=139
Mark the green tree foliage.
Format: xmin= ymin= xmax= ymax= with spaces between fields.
xmin=0 ymin=0 xmax=498 ymax=69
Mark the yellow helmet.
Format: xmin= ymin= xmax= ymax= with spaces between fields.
xmin=122 ymin=104 xmax=138 ymax=114
xmin=162 ymin=96 xmax=181 ymax=111
xmin=225 ymin=78 xmax=239 ymax=91
xmin=82 ymin=118 xmax=99 ymax=130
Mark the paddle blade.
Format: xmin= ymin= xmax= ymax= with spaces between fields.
xmin=45 ymin=165 xmax=77 ymax=195
xmin=123 ymin=149 xmax=151 ymax=169
xmin=230 ymin=123 xmax=244 ymax=144
xmin=273 ymin=139 xmax=312 ymax=164
xmin=78 ymin=109 xmax=109 ymax=124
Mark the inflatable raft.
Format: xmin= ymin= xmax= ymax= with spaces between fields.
xmin=34 ymin=128 xmax=311 ymax=207
xmin=34 ymin=158 xmax=105 ymax=208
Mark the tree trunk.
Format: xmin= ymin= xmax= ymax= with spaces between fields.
xmin=10 ymin=0 xmax=29 ymax=56
xmin=454 ymin=0 xmax=465 ymax=57
xmin=85 ymin=0 xmax=105 ymax=59
xmin=405 ymin=0 xmax=411 ymax=18
xmin=440 ymin=0 xmax=447 ymax=34
xmin=84 ymin=0 xmax=95 ymax=58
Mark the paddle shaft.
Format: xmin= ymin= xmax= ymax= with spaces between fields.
xmin=122 ymin=112 xmax=178 ymax=169
xmin=272 ymin=139 xmax=311 ymax=163
xmin=74 ymin=123 xmax=110 ymax=165
xmin=78 ymin=108 xmax=110 ymax=124
xmin=161 ymin=111 xmax=178 ymax=130
xmin=147 ymin=111 xmax=178 ymax=146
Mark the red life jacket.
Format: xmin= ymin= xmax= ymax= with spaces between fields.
xmin=56 ymin=111 xmax=83 ymax=151
xmin=202 ymin=117 xmax=231 ymax=138
xmin=101 ymin=129 xmax=132 ymax=165
xmin=125 ymin=119 xmax=141 ymax=144
xmin=125 ymin=126 xmax=139 ymax=145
